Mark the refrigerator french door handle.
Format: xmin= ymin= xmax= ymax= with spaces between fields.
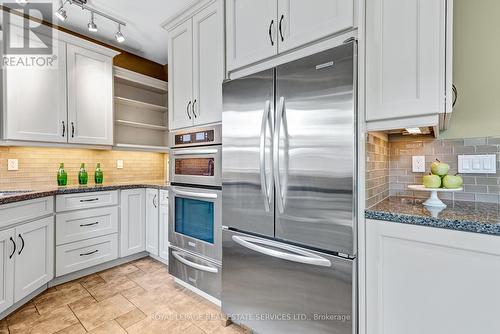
xmin=259 ymin=100 xmax=273 ymax=212
xmin=273 ymin=96 xmax=285 ymax=213
xmin=172 ymin=251 xmax=219 ymax=273
xmin=170 ymin=187 xmax=218 ymax=199
xmin=232 ymin=235 xmax=332 ymax=267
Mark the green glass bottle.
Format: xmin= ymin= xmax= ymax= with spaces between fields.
xmin=57 ymin=163 xmax=67 ymax=186
xmin=78 ymin=163 xmax=88 ymax=185
xmin=94 ymin=163 xmax=103 ymax=184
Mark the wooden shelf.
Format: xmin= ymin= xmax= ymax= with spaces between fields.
xmin=114 ymin=66 xmax=167 ymax=93
xmin=115 ymin=119 xmax=168 ymax=131
xmin=114 ymin=143 xmax=169 ymax=152
xmin=115 ymin=96 xmax=167 ymax=113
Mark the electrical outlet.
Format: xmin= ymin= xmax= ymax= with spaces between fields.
xmin=7 ymin=159 xmax=18 ymax=171
xmin=117 ymin=160 xmax=124 ymax=169
xmin=412 ymin=156 xmax=426 ymax=173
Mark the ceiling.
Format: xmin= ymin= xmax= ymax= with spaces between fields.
xmin=1 ymin=0 xmax=199 ymax=64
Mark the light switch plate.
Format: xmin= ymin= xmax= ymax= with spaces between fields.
xmin=412 ymin=156 xmax=426 ymax=173
xmin=116 ymin=160 xmax=124 ymax=169
xmin=458 ymin=154 xmax=497 ymax=174
xmin=7 ymin=159 xmax=18 ymax=171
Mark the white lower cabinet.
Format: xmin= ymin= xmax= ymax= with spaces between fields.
xmin=159 ymin=190 xmax=169 ymax=262
xmin=146 ymin=189 xmax=159 ymax=256
xmin=0 ymin=228 xmax=15 ymax=314
xmin=120 ymin=189 xmax=146 ymax=257
xmin=366 ymin=219 xmax=500 ymax=334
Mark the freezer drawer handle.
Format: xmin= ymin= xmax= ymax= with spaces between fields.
xmin=173 ymin=149 xmax=218 ymax=156
xmin=171 ymin=188 xmax=218 ymax=199
xmin=232 ymin=235 xmax=331 ymax=267
xmin=259 ymin=100 xmax=273 ymax=212
xmin=172 ymin=251 xmax=219 ymax=273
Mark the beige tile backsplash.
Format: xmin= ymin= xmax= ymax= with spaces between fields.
xmin=366 ymin=134 xmax=500 ymax=207
xmin=0 ymin=147 xmax=167 ymax=189
xmin=366 ymin=133 xmax=390 ymax=208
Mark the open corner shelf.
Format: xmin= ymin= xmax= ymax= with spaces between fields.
xmin=114 ymin=143 xmax=169 ymax=153
xmin=115 ymin=96 xmax=168 ymax=113
xmin=115 ymin=119 xmax=168 ymax=131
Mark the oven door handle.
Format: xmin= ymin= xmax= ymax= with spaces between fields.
xmin=173 ymin=149 xmax=218 ymax=156
xmin=171 ymin=188 xmax=218 ymax=199
xmin=172 ymin=251 xmax=219 ymax=273
xmin=232 ymin=235 xmax=332 ymax=267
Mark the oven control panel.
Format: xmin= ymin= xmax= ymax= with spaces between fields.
xmin=171 ymin=125 xmax=221 ymax=148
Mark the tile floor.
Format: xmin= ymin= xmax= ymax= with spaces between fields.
xmin=1 ymin=257 xmax=247 ymax=334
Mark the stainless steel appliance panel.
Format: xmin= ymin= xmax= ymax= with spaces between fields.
xmin=169 ymin=246 xmax=221 ymax=299
xmin=169 ymin=186 xmax=222 ymax=262
xmin=170 ymin=145 xmax=222 ymax=188
xmin=222 ymin=229 xmax=354 ymax=334
xmin=274 ymin=43 xmax=356 ymax=255
xmin=222 ymin=69 xmax=275 ymax=237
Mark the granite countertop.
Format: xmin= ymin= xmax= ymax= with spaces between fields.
xmin=366 ymin=196 xmax=500 ymax=236
xmin=0 ymin=181 xmax=170 ymax=205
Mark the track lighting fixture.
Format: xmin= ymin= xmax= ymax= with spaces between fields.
xmin=54 ymin=0 xmax=126 ymax=42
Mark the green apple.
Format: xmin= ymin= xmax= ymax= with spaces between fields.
xmin=423 ymin=173 xmax=442 ymax=188
xmin=431 ymin=159 xmax=450 ymax=176
xmin=443 ymin=174 xmax=463 ymax=189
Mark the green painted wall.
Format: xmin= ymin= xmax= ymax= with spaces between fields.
xmin=440 ymin=0 xmax=500 ymax=139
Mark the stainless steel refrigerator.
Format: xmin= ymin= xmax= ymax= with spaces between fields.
xmin=222 ymin=41 xmax=357 ymax=334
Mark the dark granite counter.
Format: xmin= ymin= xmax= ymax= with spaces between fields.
xmin=0 ymin=181 xmax=170 ymax=205
xmin=366 ymin=196 xmax=500 ymax=236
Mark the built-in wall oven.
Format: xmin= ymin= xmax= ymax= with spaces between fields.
xmin=168 ymin=125 xmax=222 ymax=301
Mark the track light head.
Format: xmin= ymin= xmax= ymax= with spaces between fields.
xmin=87 ymin=12 xmax=97 ymax=32
xmin=55 ymin=7 xmax=67 ymax=21
xmin=114 ymin=25 xmax=125 ymax=43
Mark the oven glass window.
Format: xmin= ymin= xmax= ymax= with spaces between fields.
xmin=175 ymin=197 xmax=214 ymax=243
xmin=175 ymin=158 xmax=215 ymax=176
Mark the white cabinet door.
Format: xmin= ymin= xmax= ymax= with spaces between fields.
xmin=0 ymin=229 xmax=14 ymax=314
xmin=366 ymin=220 xmax=500 ymax=334
xmin=67 ymin=44 xmax=113 ymax=145
xmin=366 ymin=0 xmax=446 ymax=122
xmin=14 ymin=216 xmax=54 ymax=303
xmin=168 ymin=20 xmax=194 ymax=130
xmin=120 ymin=189 xmax=146 ymax=257
xmin=277 ymin=0 xmax=354 ymax=53
xmin=226 ymin=0 xmax=278 ymax=71
xmin=145 ymin=189 xmax=159 ymax=256
xmin=192 ymin=0 xmax=224 ymax=126
xmin=159 ymin=190 xmax=169 ymax=262
xmin=4 ymin=30 xmax=67 ymax=143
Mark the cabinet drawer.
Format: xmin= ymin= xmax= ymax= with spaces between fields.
xmin=160 ymin=190 xmax=168 ymax=205
xmin=56 ymin=207 xmax=118 ymax=245
xmin=169 ymin=247 xmax=221 ymax=299
xmin=56 ymin=191 xmax=118 ymax=212
xmin=56 ymin=234 xmax=118 ymax=277
xmin=0 ymin=197 xmax=53 ymax=229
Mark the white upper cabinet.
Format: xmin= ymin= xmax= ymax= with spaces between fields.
xmin=366 ymin=0 xmax=447 ymax=123
xmin=277 ymin=0 xmax=354 ymax=53
xmin=168 ymin=20 xmax=194 ymax=130
xmin=14 ymin=217 xmax=54 ymax=303
xmin=67 ymin=44 xmax=114 ymax=145
xmin=168 ymin=0 xmax=224 ymax=130
xmin=3 ymin=30 xmax=67 ymax=143
xmin=145 ymin=189 xmax=159 ymax=256
xmin=226 ymin=0 xmax=278 ymax=71
xmin=192 ymin=0 xmax=225 ymax=126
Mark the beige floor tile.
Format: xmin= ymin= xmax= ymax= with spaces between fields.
xmin=128 ymin=266 xmax=173 ymax=291
xmin=6 ymin=302 xmax=39 ymax=327
xmin=72 ymin=294 xmax=136 ymax=331
xmin=98 ymin=263 xmax=141 ymax=282
xmin=54 ymin=323 xmax=86 ymax=334
xmin=78 ymin=273 xmax=106 ymax=290
xmin=115 ymin=307 xmax=146 ymax=329
xmin=87 ymin=320 xmax=127 ymax=334
xmin=210 ymin=324 xmax=250 ymax=334
xmin=131 ymin=257 xmax=166 ymax=273
xmin=120 ymin=285 xmax=147 ymax=300
xmin=68 ymin=295 xmax=98 ymax=312
xmin=34 ymin=283 xmax=91 ymax=314
xmin=8 ymin=305 xmax=79 ymax=334
xmin=125 ymin=285 xmax=187 ymax=315
xmin=182 ymin=324 xmax=207 ymax=334
xmin=86 ymin=275 xmax=138 ymax=302
xmin=191 ymin=301 xmax=225 ymax=334
xmin=0 ymin=319 xmax=9 ymax=334
xmin=126 ymin=309 xmax=192 ymax=334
